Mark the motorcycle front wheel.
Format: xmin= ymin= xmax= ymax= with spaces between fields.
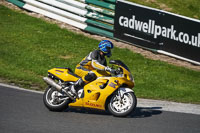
xmin=108 ymin=92 xmax=137 ymax=117
xmin=43 ymin=86 xmax=71 ymax=111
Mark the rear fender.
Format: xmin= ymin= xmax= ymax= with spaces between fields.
xmin=48 ymin=68 xmax=79 ymax=82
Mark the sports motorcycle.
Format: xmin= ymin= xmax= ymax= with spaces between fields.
xmin=43 ymin=60 xmax=137 ymax=117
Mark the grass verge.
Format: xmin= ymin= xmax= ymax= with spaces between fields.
xmin=0 ymin=5 xmax=200 ymax=103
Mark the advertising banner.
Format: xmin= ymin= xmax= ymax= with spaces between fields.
xmin=160 ymin=12 xmax=200 ymax=62
xmin=114 ymin=0 xmax=200 ymax=64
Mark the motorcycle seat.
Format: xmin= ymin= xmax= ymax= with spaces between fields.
xmin=56 ymin=67 xmax=81 ymax=78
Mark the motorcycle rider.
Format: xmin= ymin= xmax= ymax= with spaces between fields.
xmin=65 ymin=40 xmax=115 ymax=98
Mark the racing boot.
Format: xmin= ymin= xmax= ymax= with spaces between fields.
xmin=64 ymin=78 xmax=85 ymax=99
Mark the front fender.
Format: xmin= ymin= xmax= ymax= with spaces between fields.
xmin=119 ymin=87 xmax=134 ymax=96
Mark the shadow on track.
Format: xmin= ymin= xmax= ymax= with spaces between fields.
xmin=128 ymin=107 xmax=162 ymax=118
xmin=64 ymin=107 xmax=162 ymax=118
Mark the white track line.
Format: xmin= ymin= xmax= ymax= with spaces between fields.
xmin=137 ymin=99 xmax=200 ymax=115
xmin=0 ymin=83 xmax=200 ymax=115
xmin=0 ymin=83 xmax=43 ymax=94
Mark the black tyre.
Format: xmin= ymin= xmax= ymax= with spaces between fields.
xmin=43 ymin=86 xmax=71 ymax=112
xmin=108 ymin=92 xmax=137 ymax=117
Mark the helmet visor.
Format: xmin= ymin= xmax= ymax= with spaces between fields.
xmin=105 ymin=46 xmax=112 ymax=57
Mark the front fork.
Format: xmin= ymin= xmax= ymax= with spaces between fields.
xmin=117 ymin=87 xmax=134 ymax=101
xmin=117 ymin=89 xmax=123 ymax=102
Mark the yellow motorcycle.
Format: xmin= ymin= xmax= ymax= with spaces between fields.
xmin=43 ymin=60 xmax=137 ymax=117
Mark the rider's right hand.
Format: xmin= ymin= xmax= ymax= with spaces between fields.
xmin=105 ymin=66 xmax=116 ymax=74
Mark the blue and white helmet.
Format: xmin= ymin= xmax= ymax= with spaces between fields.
xmin=98 ymin=40 xmax=114 ymax=57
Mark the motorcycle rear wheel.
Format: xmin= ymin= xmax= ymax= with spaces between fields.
xmin=108 ymin=92 xmax=137 ymax=117
xmin=43 ymin=86 xmax=71 ymax=111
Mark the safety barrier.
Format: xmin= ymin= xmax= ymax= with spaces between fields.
xmin=6 ymin=0 xmax=200 ymax=65
xmin=7 ymin=0 xmax=116 ymax=38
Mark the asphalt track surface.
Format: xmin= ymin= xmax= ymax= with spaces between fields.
xmin=0 ymin=85 xmax=200 ymax=133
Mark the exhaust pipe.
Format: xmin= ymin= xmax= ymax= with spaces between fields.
xmin=43 ymin=77 xmax=76 ymax=101
xmin=43 ymin=77 xmax=62 ymax=91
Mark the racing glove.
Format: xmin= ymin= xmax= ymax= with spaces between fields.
xmin=105 ymin=66 xmax=116 ymax=75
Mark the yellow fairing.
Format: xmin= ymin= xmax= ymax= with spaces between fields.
xmin=48 ymin=68 xmax=79 ymax=82
xmin=70 ymin=77 xmax=121 ymax=110
xmin=69 ymin=64 xmax=135 ymax=110
xmin=92 ymin=70 xmax=110 ymax=77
